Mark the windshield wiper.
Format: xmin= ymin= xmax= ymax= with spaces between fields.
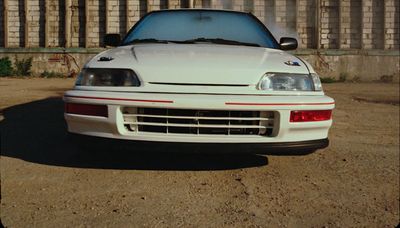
xmin=181 ymin=38 xmax=261 ymax=47
xmin=123 ymin=38 xmax=171 ymax=45
xmin=123 ymin=38 xmax=261 ymax=47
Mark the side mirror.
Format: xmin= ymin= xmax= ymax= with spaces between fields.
xmin=104 ymin=34 xmax=121 ymax=47
xmin=279 ymin=37 xmax=298 ymax=50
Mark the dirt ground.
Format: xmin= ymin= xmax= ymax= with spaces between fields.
xmin=0 ymin=78 xmax=399 ymax=227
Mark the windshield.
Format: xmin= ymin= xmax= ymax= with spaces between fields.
xmin=122 ymin=10 xmax=279 ymax=48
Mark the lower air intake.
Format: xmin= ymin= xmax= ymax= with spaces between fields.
xmin=122 ymin=107 xmax=275 ymax=136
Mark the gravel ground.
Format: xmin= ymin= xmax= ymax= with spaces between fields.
xmin=0 ymin=78 xmax=399 ymax=227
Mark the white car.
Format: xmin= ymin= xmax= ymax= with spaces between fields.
xmin=64 ymin=9 xmax=334 ymax=153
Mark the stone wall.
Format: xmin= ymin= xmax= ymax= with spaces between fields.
xmin=320 ymin=0 xmax=340 ymax=49
xmin=340 ymin=0 xmax=362 ymax=49
xmin=1 ymin=0 xmax=399 ymax=49
xmin=0 ymin=49 xmax=398 ymax=83
xmin=107 ymin=0 xmax=126 ymax=35
xmin=48 ymin=0 xmax=65 ymax=47
xmin=297 ymin=0 xmax=317 ymax=48
xmin=362 ymin=0 xmax=385 ymax=49
xmin=385 ymin=0 xmax=400 ymax=49
xmin=0 ymin=0 xmax=4 ymax=47
xmin=71 ymin=0 xmax=85 ymax=47
xmin=6 ymin=0 xmax=25 ymax=47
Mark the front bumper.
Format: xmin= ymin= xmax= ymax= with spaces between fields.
xmin=63 ymin=90 xmax=335 ymax=144
xmin=69 ymin=133 xmax=329 ymax=154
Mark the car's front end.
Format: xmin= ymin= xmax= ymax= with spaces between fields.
xmin=64 ymin=9 xmax=334 ymax=152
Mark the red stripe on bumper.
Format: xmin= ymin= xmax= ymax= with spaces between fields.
xmin=225 ymin=102 xmax=335 ymax=106
xmin=64 ymin=95 xmax=174 ymax=103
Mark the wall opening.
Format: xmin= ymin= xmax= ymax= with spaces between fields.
xmin=118 ymin=0 xmax=127 ymax=36
xmin=202 ymin=0 xmax=211 ymax=8
xmin=285 ymin=0 xmax=297 ymax=33
xmin=371 ymin=0 xmax=384 ymax=49
xmin=297 ymin=0 xmax=317 ymax=48
xmin=320 ymin=0 xmax=340 ymax=49
xmin=0 ymin=0 xmax=4 ymax=47
xmin=271 ymin=0 xmax=297 ymax=40
xmin=38 ymin=0 xmax=46 ymax=47
xmin=18 ymin=0 xmax=26 ymax=47
xmin=58 ymin=0 xmax=66 ymax=47
xmin=394 ymin=0 xmax=400 ymax=49
xmin=243 ymin=0 xmax=254 ymax=13
xmin=264 ymin=0 xmax=275 ymax=28
xmin=69 ymin=0 xmax=86 ymax=47
xmin=221 ymin=0 xmax=233 ymax=9
xmin=97 ymin=0 xmax=106 ymax=46
xmin=349 ymin=0 xmax=362 ymax=49
xmin=160 ymin=0 xmax=168 ymax=9
xmin=139 ymin=0 xmax=147 ymax=17
xmin=0 ymin=0 xmax=398 ymax=50
xmin=181 ymin=0 xmax=190 ymax=8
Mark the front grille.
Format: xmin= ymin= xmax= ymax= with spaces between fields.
xmin=122 ymin=107 xmax=275 ymax=136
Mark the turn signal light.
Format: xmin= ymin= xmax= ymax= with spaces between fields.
xmin=65 ymin=103 xmax=108 ymax=117
xmin=290 ymin=110 xmax=332 ymax=122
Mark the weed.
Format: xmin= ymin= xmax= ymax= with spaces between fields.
xmin=40 ymin=71 xmax=65 ymax=78
xmin=351 ymin=76 xmax=361 ymax=82
xmin=14 ymin=57 xmax=33 ymax=76
xmin=339 ymin=73 xmax=348 ymax=82
xmin=320 ymin=77 xmax=337 ymax=83
xmin=0 ymin=57 xmax=14 ymax=77
xmin=379 ymin=75 xmax=394 ymax=83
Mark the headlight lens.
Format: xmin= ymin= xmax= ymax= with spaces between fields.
xmin=257 ymin=73 xmax=314 ymax=91
xmin=75 ymin=68 xmax=140 ymax=86
xmin=311 ymin=73 xmax=323 ymax=91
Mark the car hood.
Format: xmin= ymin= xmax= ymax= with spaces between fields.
xmin=87 ymin=44 xmax=310 ymax=85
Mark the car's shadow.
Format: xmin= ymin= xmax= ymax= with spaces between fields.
xmin=0 ymin=97 xmax=268 ymax=170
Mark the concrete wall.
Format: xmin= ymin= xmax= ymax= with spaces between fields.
xmin=0 ymin=0 xmax=399 ymax=49
xmin=0 ymin=0 xmax=399 ymax=82
xmin=0 ymin=48 xmax=398 ymax=82
xmin=297 ymin=50 xmax=400 ymax=82
xmin=48 ymin=0 xmax=65 ymax=47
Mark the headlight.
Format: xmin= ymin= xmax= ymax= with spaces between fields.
xmin=75 ymin=68 xmax=140 ymax=86
xmin=311 ymin=73 xmax=323 ymax=91
xmin=257 ymin=73 xmax=315 ymax=91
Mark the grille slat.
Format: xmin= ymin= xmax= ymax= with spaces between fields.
xmin=122 ymin=108 xmax=275 ymax=136
xmin=124 ymin=121 xmax=271 ymax=129
xmin=123 ymin=114 xmax=272 ymax=121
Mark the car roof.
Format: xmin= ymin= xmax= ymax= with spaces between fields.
xmin=148 ymin=8 xmax=252 ymax=15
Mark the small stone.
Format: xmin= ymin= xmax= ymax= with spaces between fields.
xmin=141 ymin=196 xmax=146 ymax=200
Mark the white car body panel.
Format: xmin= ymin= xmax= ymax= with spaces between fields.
xmin=65 ymin=43 xmax=334 ymax=145
xmin=87 ymin=44 xmax=309 ymax=84
xmin=77 ymin=44 xmax=323 ymax=95
xmin=64 ymin=87 xmax=335 ymax=143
